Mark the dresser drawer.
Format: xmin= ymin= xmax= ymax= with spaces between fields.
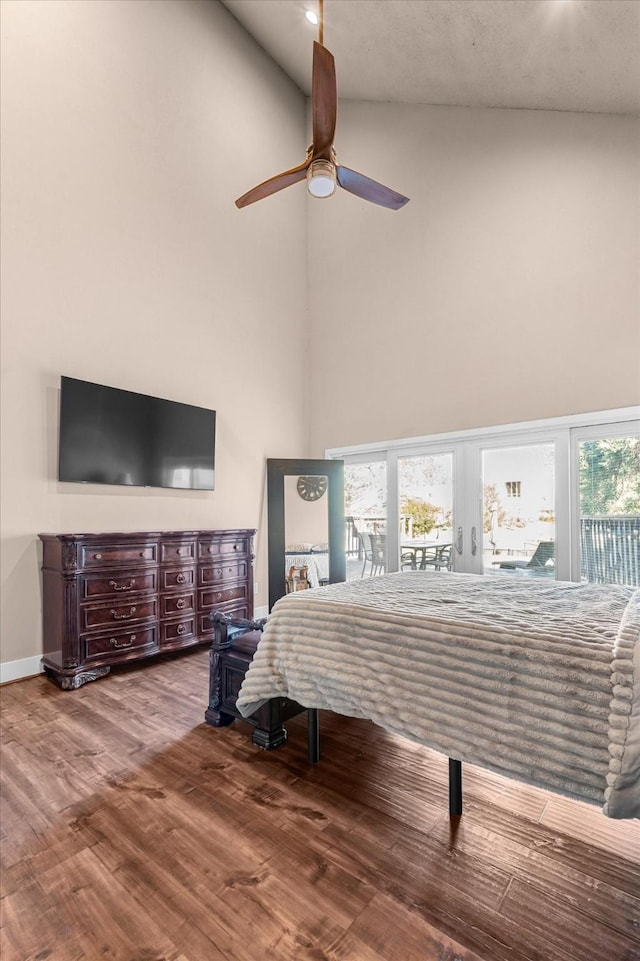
xmin=199 ymin=584 xmax=249 ymax=610
xmin=80 ymin=542 xmax=158 ymax=569
xmin=199 ymin=538 xmax=248 ymax=560
xmin=80 ymin=570 xmax=157 ymax=599
xmin=81 ymin=598 xmax=157 ymax=631
xmin=200 ymin=560 xmax=248 ymax=586
xmin=160 ymin=541 xmax=196 ymax=563
xmin=199 ymin=601 xmax=249 ymax=635
xmin=161 ymin=592 xmax=195 ymax=617
xmin=82 ymin=626 xmax=158 ymax=662
xmin=160 ymin=616 xmax=196 ymax=645
xmin=160 ymin=567 xmax=195 ymax=591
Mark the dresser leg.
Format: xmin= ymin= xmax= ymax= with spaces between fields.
xmin=44 ymin=665 xmax=111 ymax=690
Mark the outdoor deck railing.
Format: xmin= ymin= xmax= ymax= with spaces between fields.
xmin=580 ymin=515 xmax=639 ymax=587
xmin=346 ymin=514 xmax=639 ymax=586
xmin=346 ymin=515 xmax=413 ymax=558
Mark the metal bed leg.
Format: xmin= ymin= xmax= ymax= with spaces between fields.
xmin=307 ymin=709 xmax=320 ymax=763
xmin=449 ymin=758 xmax=462 ymax=816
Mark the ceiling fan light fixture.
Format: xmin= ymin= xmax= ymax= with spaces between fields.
xmin=306 ymin=159 xmax=336 ymax=198
xmin=305 ymin=10 xmax=318 ymax=25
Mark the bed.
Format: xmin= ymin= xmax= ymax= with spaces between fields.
xmin=236 ymin=571 xmax=640 ymax=819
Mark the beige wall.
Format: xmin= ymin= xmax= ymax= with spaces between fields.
xmin=308 ymin=101 xmax=640 ymax=452
xmin=3 ymin=1 xmax=639 ymax=675
xmin=0 ymin=0 xmax=309 ymax=668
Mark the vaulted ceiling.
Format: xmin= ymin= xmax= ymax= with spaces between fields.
xmin=221 ymin=0 xmax=640 ymax=115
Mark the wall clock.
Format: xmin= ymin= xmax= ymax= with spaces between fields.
xmin=296 ymin=475 xmax=328 ymax=502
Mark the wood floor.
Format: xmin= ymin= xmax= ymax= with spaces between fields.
xmin=1 ymin=648 xmax=639 ymax=961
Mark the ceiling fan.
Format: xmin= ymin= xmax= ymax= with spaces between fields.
xmin=235 ymin=0 xmax=409 ymax=211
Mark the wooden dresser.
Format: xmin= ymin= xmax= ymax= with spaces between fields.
xmin=39 ymin=529 xmax=255 ymax=689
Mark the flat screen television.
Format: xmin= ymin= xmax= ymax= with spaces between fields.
xmin=58 ymin=376 xmax=216 ymax=490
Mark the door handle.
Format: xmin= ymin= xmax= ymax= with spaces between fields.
xmin=456 ymin=526 xmax=463 ymax=555
xmin=471 ymin=526 xmax=478 ymax=556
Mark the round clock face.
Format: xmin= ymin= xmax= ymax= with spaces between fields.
xmin=296 ymin=475 xmax=328 ymax=502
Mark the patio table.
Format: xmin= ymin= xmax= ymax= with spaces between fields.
xmin=401 ymin=541 xmax=452 ymax=571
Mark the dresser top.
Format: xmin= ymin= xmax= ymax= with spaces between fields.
xmin=39 ymin=529 xmax=256 ymax=541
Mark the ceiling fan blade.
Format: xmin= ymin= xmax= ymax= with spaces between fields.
xmin=235 ymin=159 xmax=310 ymax=208
xmin=336 ymin=165 xmax=409 ymax=210
xmin=312 ymin=41 xmax=337 ymax=159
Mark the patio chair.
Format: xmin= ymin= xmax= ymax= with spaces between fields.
xmin=420 ymin=543 xmax=452 ymax=572
xmin=495 ymin=540 xmax=555 ymax=574
xmin=359 ymin=532 xmax=386 ymax=577
xmin=401 ymin=546 xmax=418 ymax=570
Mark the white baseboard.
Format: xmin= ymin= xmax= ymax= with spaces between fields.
xmin=0 ymin=615 xmax=271 ymax=685
xmin=0 ymin=655 xmax=44 ymax=685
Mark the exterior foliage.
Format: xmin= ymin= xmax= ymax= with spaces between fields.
xmin=401 ymin=497 xmax=449 ymax=536
xmin=580 ymin=439 xmax=640 ymax=516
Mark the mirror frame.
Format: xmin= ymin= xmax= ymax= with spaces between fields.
xmin=267 ymin=458 xmax=345 ymax=611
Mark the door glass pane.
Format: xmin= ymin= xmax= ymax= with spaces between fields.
xmin=344 ymin=461 xmax=387 ymax=580
xmin=579 ymin=437 xmax=640 ymax=586
xmin=398 ymin=453 xmax=454 ymax=573
xmin=482 ymin=443 xmax=556 ymax=577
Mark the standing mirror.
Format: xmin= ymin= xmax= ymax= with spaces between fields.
xmin=267 ymin=458 xmax=345 ymax=611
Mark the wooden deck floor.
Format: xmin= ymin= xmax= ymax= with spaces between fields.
xmin=1 ymin=648 xmax=639 ymax=961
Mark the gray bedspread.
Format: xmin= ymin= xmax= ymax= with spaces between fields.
xmin=236 ymin=572 xmax=640 ymax=818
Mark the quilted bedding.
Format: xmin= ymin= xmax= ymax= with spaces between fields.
xmin=236 ymin=572 xmax=640 ymax=818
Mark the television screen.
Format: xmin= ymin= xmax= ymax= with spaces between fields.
xmin=58 ymin=377 xmax=216 ymax=490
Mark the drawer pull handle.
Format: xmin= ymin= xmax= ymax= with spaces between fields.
xmin=177 ymin=624 xmax=186 ymax=636
xmin=176 ymin=573 xmax=186 ymax=584
xmin=139 ymin=551 xmax=148 ymax=558
xmin=110 ymin=578 xmax=136 ymax=592
xmin=94 ymin=553 xmax=103 ymax=560
xmin=177 ymin=548 xmax=183 ymax=556
xmin=110 ymin=606 xmax=137 ymax=620
xmin=110 ymin=635 xmax=135 ymax=649
xmin=208 ymin=547 xmax=214 ymax=554
xmin=176 ymin=598 xmax=186 ymax=610
xmin=233 ymin=545 xmax=238 ymax=551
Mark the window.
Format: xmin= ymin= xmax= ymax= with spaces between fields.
xmin=328 ymin=407 xmax=639 ymax=586
xmin=574 ymin=431 xmax=640 ymax=586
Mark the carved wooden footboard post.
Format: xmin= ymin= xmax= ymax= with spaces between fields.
xmin=205 ymin=611 xmax=307 ymax=749
xmin=449 ymin=758 xmax=463 ymax=816
xmin=205 ymin=611 xmax=235 ymax=727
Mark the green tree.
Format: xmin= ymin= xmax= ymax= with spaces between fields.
xmin=580 ymin=438 xmax=640 ymax=515
xmin=401 ymin=498 xmax=441 ymax=536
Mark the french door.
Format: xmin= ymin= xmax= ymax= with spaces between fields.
xmin=388 ymin=430 xmax=566 ymax=579
xmin=332 ymin=410 xmax=639 ymax=586
xmin=462 ymin=431 xmax=568 ymax=579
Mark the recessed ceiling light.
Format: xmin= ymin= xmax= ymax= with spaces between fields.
xmin=305 ymin=10 xmax=318 ymax=26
